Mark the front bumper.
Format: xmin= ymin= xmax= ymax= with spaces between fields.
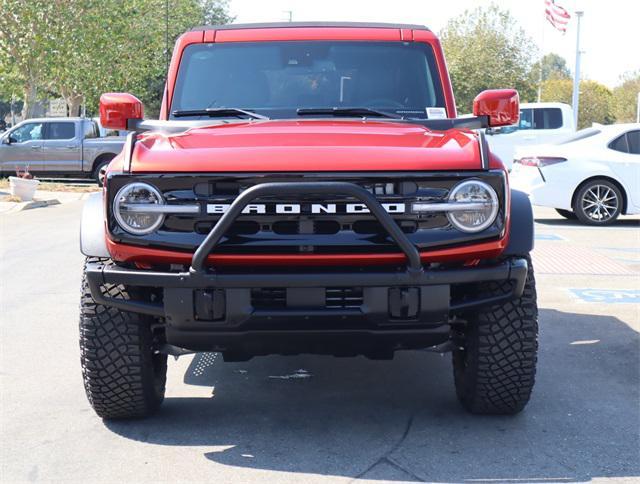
xmin=85 ymin=257 xmax=528 ymax=353
xmin=89 ymin=181 xmax=526 ymax=355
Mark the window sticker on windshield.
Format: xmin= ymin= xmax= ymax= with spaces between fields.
xmin=426 ymin=107 xmax=447 ymax=119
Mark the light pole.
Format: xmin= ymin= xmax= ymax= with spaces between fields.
xmin=571 ymin=11 xmax=584 ymax=131
xmin=637 ymin=92 xmax=640 ymax=124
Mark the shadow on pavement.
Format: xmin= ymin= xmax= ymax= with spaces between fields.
xmin=106 ymin=309 xmax=640 ymax=482
xmin=535 ymin=216 xmax=640 ymax=227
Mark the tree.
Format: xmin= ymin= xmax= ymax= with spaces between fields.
xmin=541 ymin=79 xmax=614 ymax=128
xmin=47 ymin=0 xmax=234 ymax=117
xmin=0 ymin=0 xmax=234 ymax=119
xmin=612 ymin=71 xmax=640 ymax=123
xmin=536 ymin=53 xmax=571 ymax=82
xmin=0 ymin=0 xmax=58 ymax=117
xmin=440 ymin=4 xmax=538 ymax=114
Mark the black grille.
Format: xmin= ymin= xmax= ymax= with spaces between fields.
xmin=251 ymin=287 xmax=364 ymax=310
xmin=107 ymin=172 xmax=506 ymax=255
xmin=251 ymin=288 xmax=286 ymax=309
xmin=326 ymin=287 xmax=364 ymax=309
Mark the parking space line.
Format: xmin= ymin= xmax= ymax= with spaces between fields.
xmin=570 ymin=288 xmax=640 ymax=303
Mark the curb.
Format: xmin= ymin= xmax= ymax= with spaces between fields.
xmin=1 ymin=198 xmax=61 ymax=214
xmin=0 ymin=190 xmax=95 ymax=215
xmin=22 ymin=199 xmax=62 ymax=210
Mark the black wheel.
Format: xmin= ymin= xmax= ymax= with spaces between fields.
xmin=92 ymin=157 xmax=114 ymax=187
xmin=555 ymin=208 xmax=577 ymax=220
xmin=573 ymin=179 xmax=623 ymax=226
xmin=80 ymin=257 xmax=166 ymax=419
xmin=452 ymin=257 xmax=538 ymax=415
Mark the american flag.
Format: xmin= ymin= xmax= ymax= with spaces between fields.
xmin=545 ymin=0 xmax=571 ymax=32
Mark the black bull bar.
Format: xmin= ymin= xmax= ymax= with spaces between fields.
xmin=86 ymin=182 xmax=528 ymax=321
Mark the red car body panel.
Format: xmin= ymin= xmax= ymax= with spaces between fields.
xmin=130 ymin=121 xmax=500 ymax=173
xmin=106 ymin=237 xmax=508 ymax=268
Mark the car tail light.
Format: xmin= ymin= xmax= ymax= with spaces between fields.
xmin=515 ymin=157 xmax=567 ymax=167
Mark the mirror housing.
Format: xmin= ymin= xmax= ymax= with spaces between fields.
xmin=99 ymin=93 xmax=144 ymax=131
xmin=473 ymin=89 xmax=519 ymax=127
xmin=2 ymin=136 xmax=14 ymax=145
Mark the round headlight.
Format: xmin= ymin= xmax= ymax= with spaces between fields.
xmin=447 ymin=180 xmax=499 ymax=233
xmin=113 ymin=182 xmax=164 ymax=235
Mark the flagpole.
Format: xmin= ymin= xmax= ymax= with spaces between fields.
xmin=571 ymin=11 xmax=584 ymax=130
xmin=537 ymin=5 xmax=545 ymax=102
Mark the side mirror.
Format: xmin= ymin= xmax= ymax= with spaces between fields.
xmin=2 ymin=136 xmax=14 ymax=145
xmin=473 ymin=89 xmax=519 ymax=127
xmin=99 ymin=93 xmax=144 ymax=131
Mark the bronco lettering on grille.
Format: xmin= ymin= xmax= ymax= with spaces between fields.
xmin=206 ymin=203 xmax=406 ymax=215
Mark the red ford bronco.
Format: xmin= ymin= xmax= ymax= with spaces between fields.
xmin=79 ymin=22 xmax=537 ymax=419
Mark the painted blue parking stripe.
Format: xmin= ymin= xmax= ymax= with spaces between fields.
xmin=535 ymin=233 xmax=565 ymax=241
xmin=570 ymin=289 xmax=640 ymax=304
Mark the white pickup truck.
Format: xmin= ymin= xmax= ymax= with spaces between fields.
xmin=486 ymin=102 xmax=575 ymax=170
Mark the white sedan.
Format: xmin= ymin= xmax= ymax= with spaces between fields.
xmin=509 ymin=123 xmax=640 ymax=225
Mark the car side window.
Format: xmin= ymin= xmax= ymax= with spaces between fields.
xmin=45 ymin=122 xmax=76 ymax=140
xmin=83 ymin=121 xmax=99 ymax=139
xmin=518 ymin=109 xmax=533 ymax=130
xmin=609 ymin=133 xmax=630 ymax=153
xmin=626 ymin=130 xmax=640 ymax=155
xmin=10 ymin=123 xmax=44 ymax=143
xmin=532 ymin=108 xmax=563 ymax=129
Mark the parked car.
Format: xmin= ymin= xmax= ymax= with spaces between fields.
xmin=486 ymin=102 xmax=575 ymax=169
xmin=79 ymin=22 xmax=538 ymax=419
xmin=0 ymin=117 xmax=126 ymax=184
xmin=510 ymin=123 xmax=640 ymax=225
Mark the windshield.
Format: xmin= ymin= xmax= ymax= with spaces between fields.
xmin=170 ymin=41 xmax=445 ymax=120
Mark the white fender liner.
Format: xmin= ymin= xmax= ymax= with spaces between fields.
xmin=80 ymin=192 xmax=109 ymax=258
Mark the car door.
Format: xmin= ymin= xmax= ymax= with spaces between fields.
xmin=0 ymin=122 xmax=44 ymax=173
xmin=41 ymin=121 xmax=82 ymax=173
xmin=607 ymin=129 xmax=640 ymax=210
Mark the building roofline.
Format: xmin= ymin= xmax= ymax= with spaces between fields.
xmin=191 ymin=21 xmax=429 ymax=32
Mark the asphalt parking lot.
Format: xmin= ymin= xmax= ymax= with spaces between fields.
xmin=1 ymin=201 xmax=638 ymax=483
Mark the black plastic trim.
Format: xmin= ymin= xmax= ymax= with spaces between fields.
xmin=504 ymin=189 xmax=535 ymax=256
xmin=85 ymin=257 xmax=528 ymax=318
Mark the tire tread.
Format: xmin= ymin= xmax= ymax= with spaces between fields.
xmin=453 ymin=257 xmax=538 ymax=414
xmin=79 ymin=257 xmax=166 ymax=419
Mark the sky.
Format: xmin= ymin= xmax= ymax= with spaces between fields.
xmin=227 ymin=0 xmax=639 ymax=88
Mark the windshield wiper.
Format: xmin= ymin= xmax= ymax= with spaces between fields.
xmin=172 ymin=108 xmax=269 ymax=120
xmin=296 ymin=107 xmax=404 ymax=119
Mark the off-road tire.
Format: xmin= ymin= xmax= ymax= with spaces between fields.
xmin=555 ymin=208 xmax=576 ymax=220
xmin=452 ymin=256 xmax=538 ymax=415
xmin=79 ymin=257 xmax=167 ymax=419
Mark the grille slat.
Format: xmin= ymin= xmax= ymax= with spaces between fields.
xmin=326 ymin=287 xmax=364 ymax=309
xmin=251 ymin=287 xmax=364 ymax=309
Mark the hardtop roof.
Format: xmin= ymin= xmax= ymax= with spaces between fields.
xmin=191 ymin=21 xmax=429 ymax=32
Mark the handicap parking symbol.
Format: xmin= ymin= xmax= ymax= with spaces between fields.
xmin=535 ymin=233 xmax=565 ymax=241
xmin=570 ymin=289 xmax=640 ymax=304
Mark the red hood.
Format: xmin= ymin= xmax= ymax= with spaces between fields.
xmin=130 ymin=120 xmax=487 ymax=172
